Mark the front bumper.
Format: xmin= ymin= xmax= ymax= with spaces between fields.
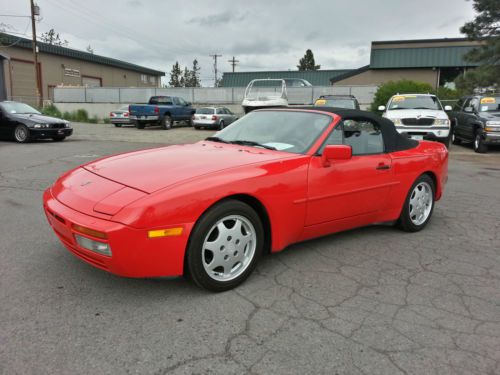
xmin=43 ymin=189 xmax=191 ymax=278
xmin=484 ymin=132 xmax=500 ymax=145
xmin=30 ymin=128 xmax=73 ymax=139
xmin=395 ymin=126 xmax=449 ymax=140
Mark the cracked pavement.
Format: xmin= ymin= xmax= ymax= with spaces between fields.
xmin=1 ymin=124 xmax=499 ymax=374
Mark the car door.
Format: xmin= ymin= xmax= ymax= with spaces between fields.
xmin=306 ymin=117 xmax=395 ymax=226
xmin=224 ymin=108 xmax=237 ymax=124
xmin=458 ymin=97 xmax=477 ymax=141
xmin=177 ymin=97 xmax=191 ymax=119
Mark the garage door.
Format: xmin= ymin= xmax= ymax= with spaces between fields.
xmin=82 ymin=76 xmax=101 ymax=87
xmin=11 ymin=59 xmax=36 ymax=104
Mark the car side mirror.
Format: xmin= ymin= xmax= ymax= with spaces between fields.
xmin=321 ymin=145 xmax=352 ymax=167
xmin=444 ymin=105 xmax=452 ymax=111
xmin=464 ymin=106 xmax=474 ymax=113
xmin=378 ymin=105 xmax=386 ymax=111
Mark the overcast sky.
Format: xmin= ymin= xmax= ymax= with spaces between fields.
xmin=1 ymin=0 xmax=475 ymax=86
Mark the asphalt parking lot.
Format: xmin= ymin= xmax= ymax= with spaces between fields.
xmin=1 ymin=123 xmax=500 ymax=375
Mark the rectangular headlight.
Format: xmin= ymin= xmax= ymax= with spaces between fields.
xmin=74 ymin=234 xmax=112 ymax=256
xmin=433 ymin=119 xmax=450 ymax=126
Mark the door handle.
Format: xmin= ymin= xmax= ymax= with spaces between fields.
xmin=376 ymin=163 xmax=390 ymax=170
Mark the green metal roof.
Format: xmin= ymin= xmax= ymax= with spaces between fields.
xmin=221 ymin=69 xmax=352 ymax=87
xmin=0 ymin=32 xmax=164 ymax=76
xmin=370 ymin=46 xmax=479 ymax=69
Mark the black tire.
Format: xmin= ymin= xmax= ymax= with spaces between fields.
xmin=187 ymin=117 xmax=194 ymax=127
xmin=186 ymin=199 xmax=264 ymax=292
xmin=439 ymin=135 xmax=450 ymax=148
xmin=473 ymin=130 xmax=488 ymax=153
xmin=52 ymin=136 xmax=66 ymax=142
xmin=451 ymin=127 xmax=461 ymax=145
xmin=13 ymin=125 xmax=30 ymax=143
xmin=161 ymin=115 xmax=172 ymax=130
xmin=114 ymin=123 xmax=122 ymax=127
xmin=219 ymin=120 xmax=225 ymax=130
xmin=194 ymin=126 xmax=200 ymax=130
xmin=398 ymin=174 xmax=435 ymax=232
xmin=135 ymin=122 xmax=145 ymax=129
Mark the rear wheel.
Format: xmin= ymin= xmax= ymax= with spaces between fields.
xmin=114 ymin=123 xmax=122 ymax=127
xmin=14 ymin=125 xmax=30 ymax=143
xmin=162 ymin=115 xmax=172 ymax=130
xmin=399 ymin=174 xmax=435 ymax=232
xmin=474 ymin=130 xmax=488 ymax=153
xmin=186 ymin=200 xmax=264 ymax=292
xmin=135 ymin=122 xmax=145 ymax=129
xmin=219 ymin=120 xmax=225 ymax=130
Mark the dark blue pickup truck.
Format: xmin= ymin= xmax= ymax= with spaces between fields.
xmin=129 ymin=96 xmax=195 ymax=129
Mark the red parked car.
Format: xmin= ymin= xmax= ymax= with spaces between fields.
xmin=43 ymin=108 xmax=448 ymax=291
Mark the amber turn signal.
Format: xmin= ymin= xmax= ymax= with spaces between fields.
xmin=72 ymin=224 xmax=108 ymax=239
xmin=148 ymin=227 xmax=183 ymax=238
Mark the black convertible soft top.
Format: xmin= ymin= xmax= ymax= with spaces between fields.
xmin=292 ymin=106 xmax=419 ymax=153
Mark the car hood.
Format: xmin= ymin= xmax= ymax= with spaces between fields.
xmin=83 ymin=142 xmax=293 ymax=194
xmin=9 ymin=113 xmax=67 ymax=124
xmin=479 ymin=111 xmax=500 ymax=120
xmin=385 ymin=109 xmax=447 ymax=119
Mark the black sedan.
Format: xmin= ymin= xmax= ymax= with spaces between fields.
xmin=0 ymin=101 xmax=73 ymax=143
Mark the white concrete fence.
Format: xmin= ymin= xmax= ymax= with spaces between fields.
xmin=52 ymin=86 xmax=377 ymax=118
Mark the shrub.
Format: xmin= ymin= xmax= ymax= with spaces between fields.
xmin=40 ymin=104 xmax=62 ymax=118
xmin=103 ymin=117 xmax=111 ymax=124
xmin=74 ymin=109 xmax=89 ymax=122
xmin=62 ymin=111 xmax=73 ymax=121
xmin=88 ymin=115 xmax=99 ymax=124
xmin=370 ymin=80 xmax=434 ymax=112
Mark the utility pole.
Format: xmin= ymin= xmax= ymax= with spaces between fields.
xmin=228 ymin=56 xmax=239 ymax=73
xmin=209 ymin=53 xmax=222 ymax=87
xmin=30 ymin=0 xmax=41 ymax=107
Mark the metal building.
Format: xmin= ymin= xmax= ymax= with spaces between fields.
xmin=0 ymin=32 xmax=165 ymax=105
xmin=221 ymin=69 xmax=352 ymax=87
xmin=330 ymin=38 xmax=483 ymax=88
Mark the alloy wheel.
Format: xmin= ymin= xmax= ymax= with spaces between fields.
xmin=409 ymin=182 xmax=433 ymax=226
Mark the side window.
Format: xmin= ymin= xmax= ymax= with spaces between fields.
xmin=215 ymin=108 xmax=222 ymax=114
xmin=470 ymin=98 xmax=479 ymax=112
xmin=343 ymin=119 xmax=384 ymax=155
xmin=172 ymin=97 xmax=180 ymax=105
xmin=453 ymin=98 xmax=464 ymax=111
xmin=224 ymin=108 xmax=233 ymax=114
xmin=177 ymin=97 xmax=187 ymax=106
xmin=323 ymin=125 xmax=343 ymax=148
xmin=463 ymin=97 xmax=472 ymax=110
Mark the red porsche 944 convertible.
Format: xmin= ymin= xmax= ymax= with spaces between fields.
xmin=44 ymin=108 xmax=448 ymax=291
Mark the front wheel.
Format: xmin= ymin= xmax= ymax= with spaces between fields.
xmin=451 ymin=127 xmax=461 ymax=145
xmin=398 ymin=174 xmax=435 ymax=232
xmin=14 ymin=125 xmax=30 ymax=143
xmin=186 ymin=200 xmax=264 ymax=292
xmin=474 ymin=131 xmax=488 ymax=153
xmin=439 ymin=136 xmax=450 ymax=148
xmin=52 ymin=136 xmax=66 ymax=142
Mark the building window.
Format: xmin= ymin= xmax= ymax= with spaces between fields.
xmin=141 ymin=74 xmax=147 ymax=83
xmin=149 ymin=76 xmax=156 ymax=84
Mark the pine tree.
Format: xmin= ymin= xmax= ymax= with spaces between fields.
xmin=180 ymin=67 xmax=190 ymax=87
xmin=455 ymin=0 xmax=500 ymax=91
xmin=190 ymin=59 xmax=201 ymax=87
xmin=169 ymin=62 xmax=182 ymax=87
xmin=297 ymin=49 xmax=320 ymax=71
xmin=40 ymin=29 xmax=68 ymax=46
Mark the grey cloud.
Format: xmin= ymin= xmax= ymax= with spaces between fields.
xmin=188 ymin=11 xmax=248 ymax=26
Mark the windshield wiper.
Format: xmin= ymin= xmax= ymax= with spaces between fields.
xmin=205 ymin=136 xmax=230 ymax=144
xmin=412 ymin=107 xmax=435 ymax=110
xmin=230 ymin=140 xmax=277 ymax=150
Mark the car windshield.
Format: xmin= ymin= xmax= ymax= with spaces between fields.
xmin=211 ymin=110 xmax=331 ymax=154
xmin=196 ymin=108 xmax=215 ymax=114
xmin=479 ymin=97 xmax=500 ymax=112
xmin=0 ymin=102 xmax=40 ymax=114
xmin=315 ymin=98 xmax=356 ymax=109
xmin=388 ymin=95 xmax=442 ymax=110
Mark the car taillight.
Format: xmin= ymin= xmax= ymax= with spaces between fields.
xmin=212 ymin=115 xmax=218 ymax=120
xmin=154 ymin=106 xmax=159 ymax=114
xmin=124 ymin=112 xmax=129 ymax=117
xmin=110 ymin=112 xmax=115 ymax=117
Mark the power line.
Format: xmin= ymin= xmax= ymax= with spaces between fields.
xmin=209 ymin=53 xmax=222 ymax=87
xmin=0 ymin=14 xmax=31 ymax=18
xmin=228 ymin=56 xmax=239 ymax=73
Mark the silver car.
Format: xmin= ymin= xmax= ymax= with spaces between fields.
xmin=193 ymin=107 xmax=238 ymax=130
xmin=109 ymin=106 xmax=131 ymax=127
